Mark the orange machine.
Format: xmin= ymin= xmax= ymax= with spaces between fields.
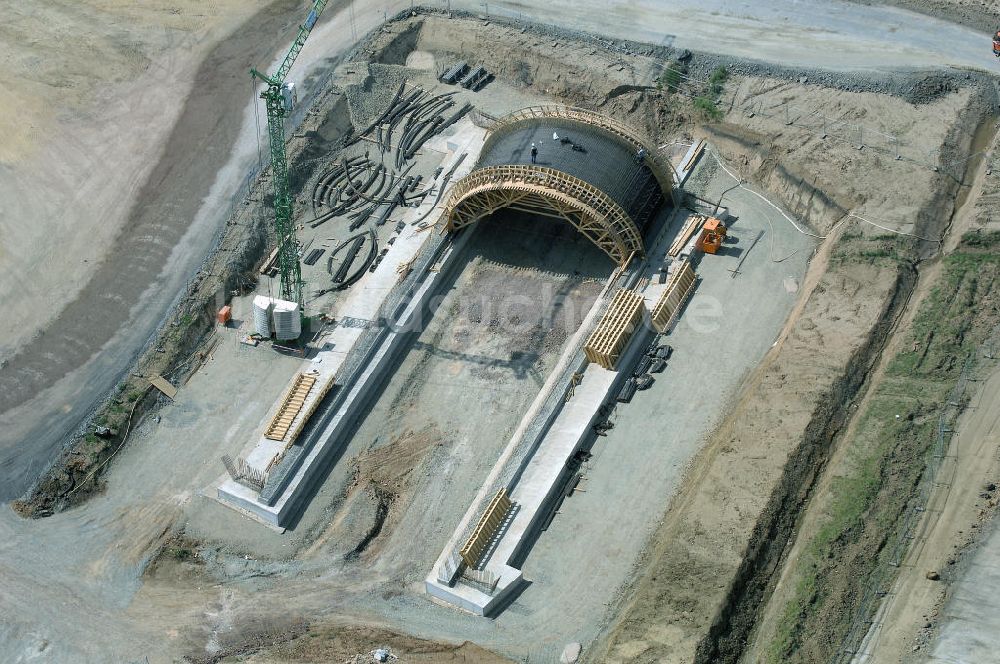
xmin=696 ymin=217 xmax=727 ymax=255
xmin=994 ymin=30 xmax=1000 ymax=57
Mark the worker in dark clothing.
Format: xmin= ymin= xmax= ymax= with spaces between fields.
xmin=530 ymin=143 xmax=538 ymax=163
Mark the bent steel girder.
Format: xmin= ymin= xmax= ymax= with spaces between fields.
xmin=444 ymin=165 xmax=643 ymax=265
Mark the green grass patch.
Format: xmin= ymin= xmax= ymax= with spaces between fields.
xmin=694 ymin=95 xmax=723 ymax=121
xmin=661 ymin=68 xmax=682 ymax=93
xmin=708 ymin=65 xmax=728 ymax=95
xmin=891 ymin=252 xmax=1000 ymax=379
xmin=656 ymin=60 xmax=687 ymax=93
xmin=831 ymin=233 xmax=917 ymax=266
xmin=961 ymin=229 xmax=1000 ymax=248
xmin=166 ymin=545 xmax=193 ymax=561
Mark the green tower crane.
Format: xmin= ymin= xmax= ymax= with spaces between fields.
xmin=251 ymin=0 xmax=329 ymax=308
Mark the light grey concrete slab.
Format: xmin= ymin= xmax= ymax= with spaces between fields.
xmin=928 ymin=518 xmax=1000 ymax=664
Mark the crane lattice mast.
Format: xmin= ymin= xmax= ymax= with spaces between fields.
xmin=251 ymin=0 xmax=329 ymax=307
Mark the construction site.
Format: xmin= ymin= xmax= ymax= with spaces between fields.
xmin=4 ymin=2 xmax=1000 ymax=663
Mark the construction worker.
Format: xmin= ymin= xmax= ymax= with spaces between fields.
xmin=530 ymin=143 xmax=538 ymax=164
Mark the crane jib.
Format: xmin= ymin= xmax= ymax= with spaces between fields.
xmin=305 ymin=10 xmax=318 ymax=30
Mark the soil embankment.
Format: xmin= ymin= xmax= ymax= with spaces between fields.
xmin=593 ymin=237 xmax=910 ymax=663
xmin=592 ymin=74 xmax=993 ymax=663
xmin=745 ymin=122 xmax=1000 ymax=663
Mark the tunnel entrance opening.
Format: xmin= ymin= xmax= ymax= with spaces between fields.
xmin=444 ymin=106 xmax=671 ymax=266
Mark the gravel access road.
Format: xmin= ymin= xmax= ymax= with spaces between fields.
xmin=471 ymin=0 xmax=1000 ymax=74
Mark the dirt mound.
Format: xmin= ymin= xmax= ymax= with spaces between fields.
xmin=347 ymin=427 xmax=442 ymax=560
xmin=353 ymin=427 xmax=441 ymax=495
xmin=306 ymin=427 xmax=442 ymax=561
xmin=240 ymin=623 xmax=512 ymax=663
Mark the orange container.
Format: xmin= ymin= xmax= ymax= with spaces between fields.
xmin=217 ymin=305 xmax=232 ymax=325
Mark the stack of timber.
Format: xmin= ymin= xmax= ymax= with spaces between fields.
xmin=668 ymin=214 xmax=705 ymax=257
xmin=650 ymin=260 xmax=697 ymax=333
xmin=265 ymin=372 xmax=318 ymax=441
xmin=584 ymin=289 xmax=646 ymax=370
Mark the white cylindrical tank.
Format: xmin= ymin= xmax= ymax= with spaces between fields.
xmin=272 ymin=300 xmax=301 ymax=341
xmin=252 ymin=295 xmax=274 ymax=337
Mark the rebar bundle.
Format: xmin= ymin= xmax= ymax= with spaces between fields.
xmin=222 ymin=454 xmax=268 ymax=492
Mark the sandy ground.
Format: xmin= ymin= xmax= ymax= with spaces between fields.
xmin=1 ymin=2 xmax=997 ymax=663
xmin=0 ymin=330 xmax=304 ymax=661
xmin=237 ymin=621 xmax=513 ymax=663
xmin=5 ymin=0 xmax=999 ymax=512
xmin=721 ymin=76 xmax=978 ymax=238
xmin=594 ymin=212 xmax=902 ymax=664
xmin=740 ymin=121 xmax=1000 ymax=664
xmin=0 ymin=1 xmax=257 ymax=355
xmin=590 ymin=68 xmax=986 ymax=661
xmin=832 ymin=136 xmax=1000 ymax=664
xmin=0 ymin=0 xmax=286 ymax=497
xmin=741 ymin=249 xmax=933 ymax=664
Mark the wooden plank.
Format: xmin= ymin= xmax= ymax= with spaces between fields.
xmin=259 ymin=244 xmax=281 ymax=276
xmin=682 ymin=138 xmax=706 ymax=172
xmin=444 ymin=163 xmax=643 ymax=266
xmin=460 ymin=488 xmax=513 ymax=568
xmin=651 ymin=261 xmax=697 ymax=333
xmin=148 ymin=374 xmax=178 ymax=400
xmin=281 ymin=376 xmax=336 ymax=451
xmin=668 ymin=215 xmax=704 ymax=257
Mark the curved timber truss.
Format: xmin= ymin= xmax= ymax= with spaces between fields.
xmin=445 ymin=165 xmax=643 ymax=265
xmin=483 ymin=105 xmax=676 ymax=197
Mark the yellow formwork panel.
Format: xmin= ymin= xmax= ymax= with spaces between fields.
xmin=584 ymin=288 xmax=646 ymax=369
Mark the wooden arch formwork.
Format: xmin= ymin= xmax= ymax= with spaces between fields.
xmin=444 ymin=165 xmax=644 ymax=265
xmin=482 ymin=105 xmax=676 ymax=198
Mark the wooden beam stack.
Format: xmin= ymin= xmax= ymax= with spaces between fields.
xmin=668 ymin=214 xmax=705 ymax=257
xmin=584 ymin=289 xmax=646 ymax=370
xmin=651 ymin=260 xmax=697 ymax=333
